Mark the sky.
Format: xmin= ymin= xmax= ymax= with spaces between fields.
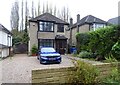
xmin=0 ymin=0 xmax=120 ymax=30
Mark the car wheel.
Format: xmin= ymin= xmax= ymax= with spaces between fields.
xmin=37 ymin=56 xmax=39 ymax=60
xmin=40 ymin=61 xmax=42 ymax=64
xmin=39 ymin=58 xmax=42 ymax=64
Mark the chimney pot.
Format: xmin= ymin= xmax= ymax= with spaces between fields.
xmin=70 ymin=18 xmax=73 ymax=26
xmin=77 ymin=14 xmax=80 ymax=22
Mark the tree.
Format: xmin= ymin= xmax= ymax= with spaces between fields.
xmin=53 ymin=6 xmax=57 ymax=16
xmin=10 ymin=0 xmax=19 ymax=31
xmin=37 ymin=0 xmax=41 ymax=16
xmin=57 ymin=6 xmax=70 ymax=22
xmin=42 ymin=3 xmax=45 ymax=13
xmin=20 ymin=0 xmax=24 ymax=31
xmin=46 ymin=1 xmax=49 ymax=13
xmin=31 ymin=0 xmax=35 ymax=18
xmin=49 ymin=4 xmax=53 ymax=14
xmin=25 ymin=0 xmax=29 ymax=31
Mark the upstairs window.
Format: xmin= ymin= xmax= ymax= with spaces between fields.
xmin=39 ymin=21 xmax=54 ymax=32
xmin=57 ymin=24 xmax=64 ymax=32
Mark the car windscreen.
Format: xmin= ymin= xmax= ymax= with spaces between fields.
xmin=41 ymin=48 xmax=56 ymax=53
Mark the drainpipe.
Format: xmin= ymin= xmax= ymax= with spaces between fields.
xmin=70 ymin=18 xmax=73 ymax=47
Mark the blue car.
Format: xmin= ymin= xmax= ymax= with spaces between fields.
xmin=37 ymin=47 xmax=61 ymax=64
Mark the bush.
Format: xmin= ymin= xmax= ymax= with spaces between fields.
xmin=105 ymin=53 xmax=118 ymax=63
xmin=77 ymin=51 xmax=92 ymax=58
xmin=31 ymin=44 xmax=38 ymax=55
xmin=68 ymin=60 xmax=100 ymax=84
xmin=76 ymin=25 xmax=120 ymax=60
xmin=101 ymin=67 xmax=120 ymax=84
xmin=112 ymin=40 xmax=120 ymax=59
xmin=76 ymin=33 xmax=90 ymax=53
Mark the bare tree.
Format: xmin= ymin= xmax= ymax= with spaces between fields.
xmin=37 ymin=0 xmax=41 ymax=15
xmin=46 ymin=2 xmax=49 ymax=13
xmin=31 ymin=0 xmax=35 ymax=18
xmin=66 ymin=7 xmax=70 ymax=22
xmin=42 ymin=3 xmax=45 ymax=13
xmin=10 ymin=0 xmax=19 ymax=31
xmin=34 ymin=4 xmax=38 ymax=17
xmin=25 ymin=0 xmax=29 ymax=30
xmin=49 ymin=4 xmax=53 ymax=14
xmin=61 ymin=7 xmax=66 ymax=21
xmin=20 ymin=0 xmax=24 ymax=31
xmin=58 ymin=6 xmax=70 ymax=22
xmin=53 ymin=6 xmax=57 ymax=16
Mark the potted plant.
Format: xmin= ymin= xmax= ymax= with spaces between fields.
xmin=31 ymin=44 xmax=38 ymax=56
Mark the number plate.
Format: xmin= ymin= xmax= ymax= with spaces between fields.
xmin=49 ymin=58 xmax=56 ymax=60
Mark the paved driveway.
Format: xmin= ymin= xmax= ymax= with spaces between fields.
xmin=0 ymin=54 xmax=74 ymax=83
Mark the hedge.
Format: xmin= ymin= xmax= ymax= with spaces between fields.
xmin=76 ymin=25 xmax=120 ymax=59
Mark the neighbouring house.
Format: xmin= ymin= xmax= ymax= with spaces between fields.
xmin=68 ymin=14 xmax=107 ymax=46
xmin=28 ymin=13 xmax=69 ymax=54
xmin=108 ymin=16 xmax=120 ymax=25
xmin=0 ymin=24 xmax=12 ymax=58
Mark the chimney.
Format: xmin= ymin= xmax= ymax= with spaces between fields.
xmin=77 ymin=14 xmax=80 ymax=22
xmin=70 ymin=18 xmax=73 ymax=26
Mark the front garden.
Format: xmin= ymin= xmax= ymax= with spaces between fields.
xmin=70 ymin=25 xmax=120 ymax=84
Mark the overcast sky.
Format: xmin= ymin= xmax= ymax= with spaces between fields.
xmin=0 ymin=0 xmax=119 ymax=30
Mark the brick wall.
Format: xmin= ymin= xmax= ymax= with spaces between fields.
xmin=32 ymin=63 xmax=120 ymax=83
xmin=32 ymin=67 xmax=75 ymax=83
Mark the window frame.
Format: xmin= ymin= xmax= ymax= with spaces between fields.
xmin=57 ymin=24 xmax=64 ymax=32
xmin=38 ymin=21 xmax=54 ymax=32
xmin=38 ymin=39 xmax=54 ymax=48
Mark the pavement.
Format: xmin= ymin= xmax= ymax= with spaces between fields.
xmin=0 ymin=54 xmax=74 ymax=83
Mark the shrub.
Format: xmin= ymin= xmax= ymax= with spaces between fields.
xmin=31 ymin=44 xmax=38 ymax=55
xmin=112 ymin=40 xmax=120 ymax=59
xmin=101 ymin=67 xmax=120 ymax=84
xmin=68 ymin=60 xmax=100 ymax=84
xmin=77 ymin=51 xmax=92 ymax=58
xmin=76 ymin=25 xmax=120 ymax=60
xmin=76 ymin=33 xmax=90 ymax=53
xmin=105 ymin=53 xmax=118 ymax=63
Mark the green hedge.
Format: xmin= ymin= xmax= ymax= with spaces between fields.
xmin=76 ymin=25 xmax=120 ymax=59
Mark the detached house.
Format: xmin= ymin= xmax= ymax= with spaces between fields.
xmin=0 ymin=24 xmax=12 ymax=58
xmin=28 ymin=13 xmax=69 ymax=54
xmin=69 ymin=14 xmax=107 ymax=46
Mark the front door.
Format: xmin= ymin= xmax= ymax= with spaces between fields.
xmin=55 ymin=39 xmax=67 ymax=54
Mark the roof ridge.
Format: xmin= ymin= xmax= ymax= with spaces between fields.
xmin=85 ymin=15 xmax=89 ymax=22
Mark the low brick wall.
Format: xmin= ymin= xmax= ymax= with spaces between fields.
xmin=94 ymin=63 xmax=120 ymax=78
xmin=32 ymin=67 xmax=75 ymax=83
xmin=32 ymin=63 xmax=120 ymax=83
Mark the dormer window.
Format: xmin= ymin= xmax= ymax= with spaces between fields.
xmin=57 ymin=24 xmax=64 ymax=32
xmin=39 ymin=21 xmax=54 ymax=32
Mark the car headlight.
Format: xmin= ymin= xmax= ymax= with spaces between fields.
xmin=57 ymin=56 xmax=61 ymax=59
xmin=41 ymin=56 xmax=48 ymax=60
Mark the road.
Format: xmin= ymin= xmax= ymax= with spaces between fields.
xmin=0 ymin=54 xmax=74 ymax=83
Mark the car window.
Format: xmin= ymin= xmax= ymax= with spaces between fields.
xmin=41 ymin=48 xmax=55 ymax=53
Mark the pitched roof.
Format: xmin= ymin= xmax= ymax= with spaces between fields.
xmin=0 ymin=24 xmax=12 ymax=35
xmin=71 ymin=15 xmax=107 ymax=28
xmin=29 ymin=13 xmax=69 ymax=25
xmin=108 ymin=16 xmax=120 ymax=25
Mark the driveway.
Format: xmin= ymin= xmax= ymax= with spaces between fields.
xmin=0 ymin=54 xmax=74 ymax=83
